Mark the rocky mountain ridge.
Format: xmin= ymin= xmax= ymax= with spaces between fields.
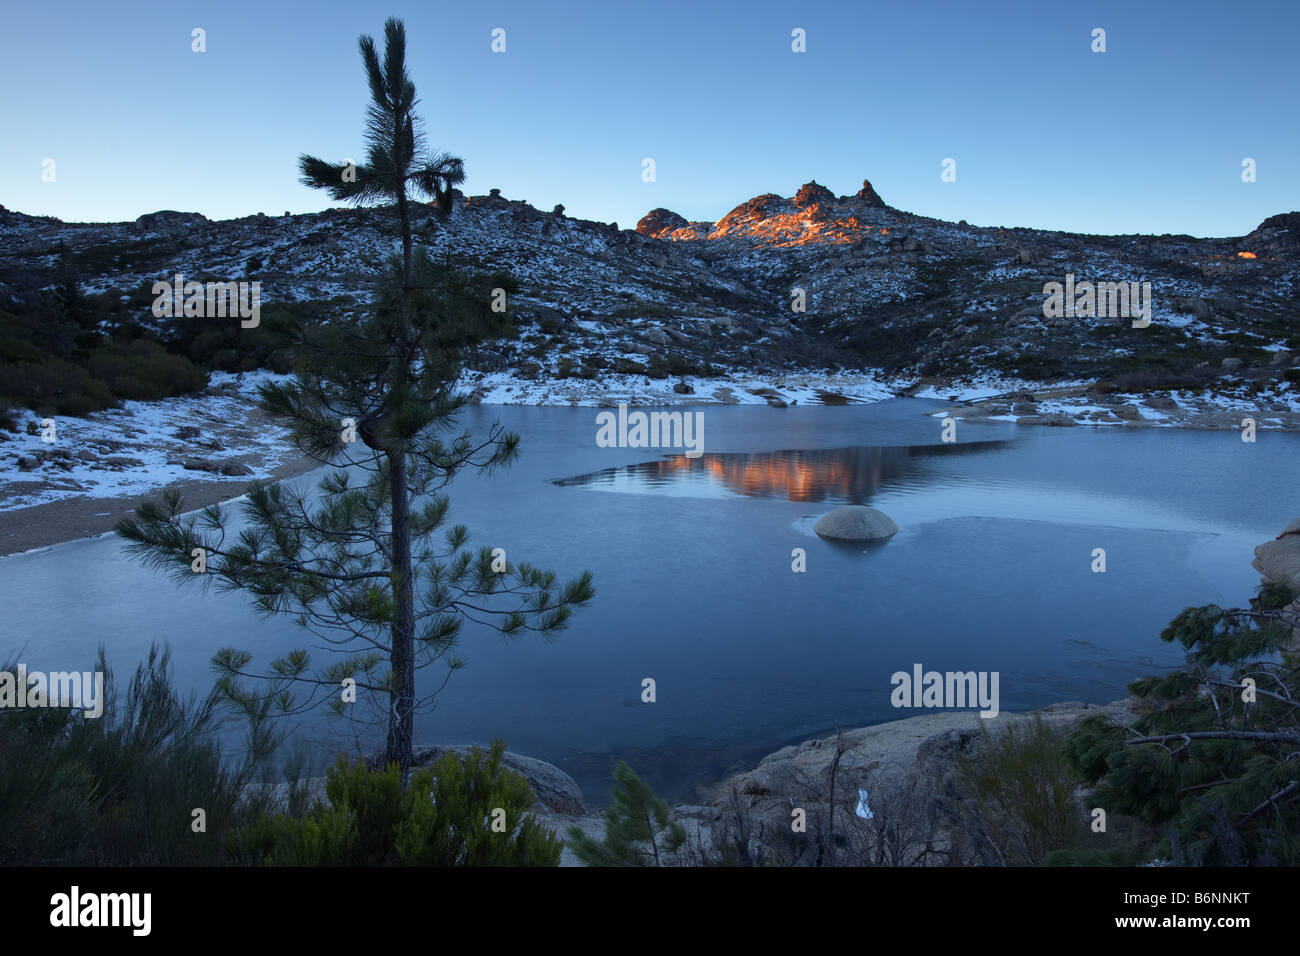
xmin=2 ymin=179 xmax=1297 ymax=420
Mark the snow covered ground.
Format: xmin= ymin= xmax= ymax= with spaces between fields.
xmin=3 ymin=362 xmax=1296 ymax=518
xmin=0 ymin=371 xmax=297 ymax=512
xmin=465 ymin=367 xmax=897 ymax=407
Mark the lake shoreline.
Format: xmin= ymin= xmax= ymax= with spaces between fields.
xmin=415 ymin=698 xmax=1145 ymax=866
xmin=0 ymin=453 xmax=322 ymax=559
xmin=2 ymin=383 xmax=1293 ymax=559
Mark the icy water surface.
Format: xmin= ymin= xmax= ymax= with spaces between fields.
xmin=3 ymin=399 xmax=1296 ymax=803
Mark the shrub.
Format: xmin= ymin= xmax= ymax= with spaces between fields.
xmin=397 ymin=743 xmax=560 ymax=866
xmin=1112 ymin=365 xmax=1216 ymax=393
xmin=96 ymin=340 xmax=208 ymax=400
xmin=1 ymin=358 xmax=116 ymax=415
xmin=0 ymin=284 xmax=210 ymax=415
xmin=0 ymin=644 xmax=278 ymax=866
xmin=227 ymin=740 xmax=561 ymax=866
xmin=58 ymin=392 xmax=99 ymax=417
xmin=537 ymin=312 xmax=565 ymax=335
xmin=955 ymin=715 xmax=1089 ymax=866
xmin=667 ymin=353 xmax=699 ymax=376
xmin=268 ymin=349 xmax=295 ymax=374
xmin=611 ymin=302 xmax=678 ymax=320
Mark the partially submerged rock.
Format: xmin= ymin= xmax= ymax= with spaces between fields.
xmin=814 ymin=505 xmax=898 ymax=542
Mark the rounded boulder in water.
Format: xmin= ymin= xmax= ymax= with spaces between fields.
xmin=813 ymin=506 xmax=898 ymax=543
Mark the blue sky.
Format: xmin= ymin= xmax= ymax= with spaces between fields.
xmin=2 ymin=0 xmax=1295 ymax=236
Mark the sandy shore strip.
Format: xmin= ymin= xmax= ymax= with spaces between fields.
xmin=0 ymin=453 xmax=322 ymax=559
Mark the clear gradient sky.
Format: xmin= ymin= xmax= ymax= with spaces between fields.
xmin=1 ymin=0 xmax=1295 ymax=237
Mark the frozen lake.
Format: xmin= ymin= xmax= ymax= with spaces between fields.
xmin=2 ymin=399 xmax=1295 ymax=802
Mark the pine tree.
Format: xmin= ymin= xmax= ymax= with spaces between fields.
xmin=1065 ymin=578 xmax=1300 ymax=865
xmin=117 ymin=18 xmax=594 ymax=778
xmin=568 ymin=761 xmax=686 ymax=866
xmin=297 ymin=17 xmax=465 ymax=291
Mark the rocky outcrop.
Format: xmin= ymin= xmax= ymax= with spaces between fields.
xmin=794 ymin=180 xmax=835 ymax=208
xmin=636 ymin=207 xmax=688 ymax=238
xmin=701 ymin=699 xmax=1136 ymax=866
xmin=1253 ymin=518 xmax=1300 ymax=591
xmin=855 ymin=178 xmax=886 ymax=207
xmin=1242 ymin=211 xmax=1300 ymax=256
xmin=1017 ymin=411 xmax=1077 ymax=426
xmin=134 ymin=210 xmax=209 ymax=234
xmin=890 ymin=235 xmax=929 ymax=253
xmin=1172 ymin=296 xmax=1214 ymax=320
xmin=713 ymin=193 xmax=786 ymax=234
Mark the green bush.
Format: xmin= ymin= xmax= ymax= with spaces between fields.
xmin=612 ymin=357 xmax=646 ymax=375
xmin=667 ymin=353 xmax=699 ymax=376
xmin=0 ymin=644 xmax=277 ymax=866
xmin=0 ymin=356 xmax=115 ymax=415
xmin=268 ymin=349 xmax=295 ymax=374
xmin=88 ymin=340 xmax=208 ymax=401
xmin=956 ymin=715 xmax=1089 ymax=866
xmin=0 ymin=286 xmax=210 ymax=414
xmin=228 ymin=739 xmax=562 ymax=866
xmin=1113 ymin=366 xmax=1216 ymax=393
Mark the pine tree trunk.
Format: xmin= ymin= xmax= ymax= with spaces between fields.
xmin=384 ymin=175 xmax=417 ymax=776
xmin=385 ymin=447 xmax=417 ymax=776
xmin=397 ymin=190 xmax=413 ymax=290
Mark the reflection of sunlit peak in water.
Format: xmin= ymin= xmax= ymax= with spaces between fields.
xmin=555 ymin=442 xmax=1006 ymax=504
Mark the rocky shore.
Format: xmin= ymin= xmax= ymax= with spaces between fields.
xmin=533 ymin=698 xmax=1138 ymax=866
xmin=422 ymin=516 xmax=1300 ymax=865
